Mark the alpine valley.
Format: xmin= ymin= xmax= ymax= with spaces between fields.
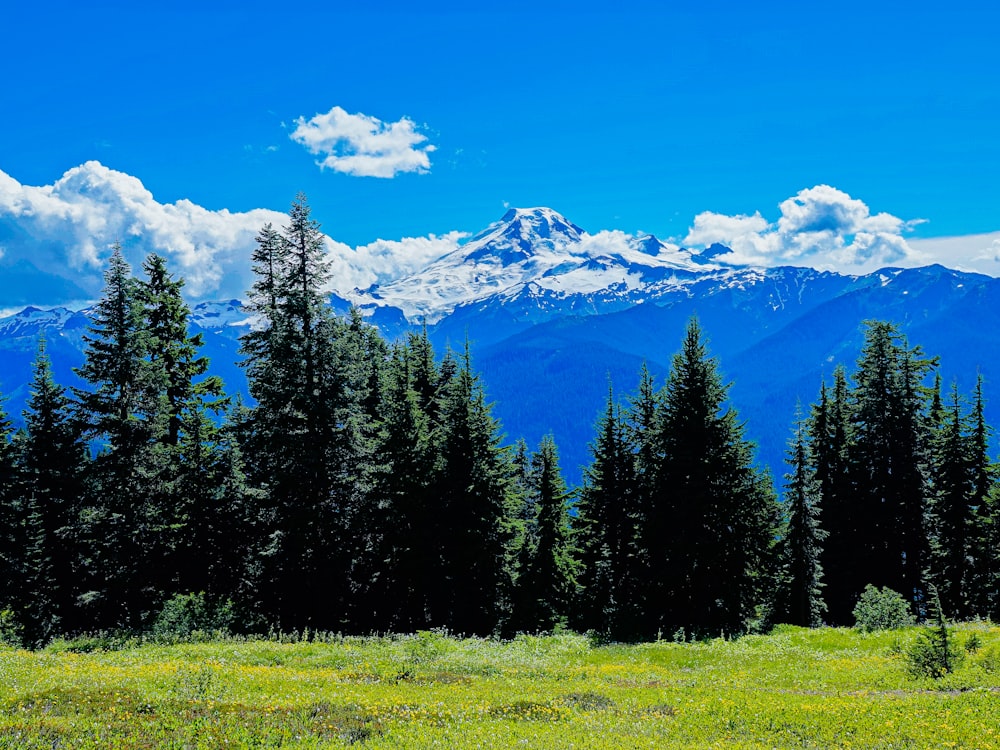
xmin=2 ymin=207 xmax=998 ymax=484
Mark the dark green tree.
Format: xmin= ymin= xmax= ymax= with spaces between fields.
xmin=0 ymin=395 xmax=22 ymax=629
xmin=773 ymin=410 xmax=827 ymax=627
xmin=240 ymin=196 xmax=383 ymax=630
xmin=848 ymin=321 xmax=934 ymax=616
xmin=18 ymin=338 xmax=87 ymax=643
xmin=434 ymin=346 xmax=517 ymax=635
xmin=927 ymin=382 xmax=975 ymax=618
xmin=811 ymin=367 xmax=857 ymax=623
xmin=966 ymin=375 xmax=998 ymax=619
xmin=576 ymin=385 xmax=643 ymax=639
xmin=73 ymin=245 xmax=163 ymax=629
xmin=513 ymin=435 xmax=578 ymax=632
xmin=644 ymin=318 xmax=779 ymax=638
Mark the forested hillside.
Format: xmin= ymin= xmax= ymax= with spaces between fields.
xmin=2 ymin=197 xmax=998 ymax=647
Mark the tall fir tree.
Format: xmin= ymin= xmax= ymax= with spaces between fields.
xmin=963 ymin=375 xmax=997 ymax=619
xmin=0 ymin=394 xmax=22 ymax=628
xmin=927 ymin=382 xmax=976 ymax=618
xmin=576 ymin=385 xmax=643 ymax=639
xmin=434 ymin=345 xmax=517 ymax=635
xmin=811 ymin=368 xmax=857 ymax=623
xmin=513 ymin=435 xmax=578 ymax=632
xmin=773 ymin=410 xmax=827 ymax=627
xmin=847 ymin=321 xmax=934 ymax=616
xmin=19 ymin=338 xmax=87 ymax=642
xmin=73 ymin=245 xmax=163 ymax=629
xmin=239 ymin=196 xmax=382 ymax=630
xmin=644 ymin=318 xmax=779 ymax=638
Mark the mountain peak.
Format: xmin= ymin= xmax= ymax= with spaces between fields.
xmin=474 ymin=207 xmax=584 ymax=246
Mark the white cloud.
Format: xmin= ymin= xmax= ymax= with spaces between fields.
xmin=682 ymin=185 xmax=934 ymax=274
xmin=0 ymin=161 xmax=286 ymax=302
xmin=326 ymin=232 xmax=466 ymax=293
xmin=908 ymin=232 xmax=1000 ymax=277
xmin=290 ymin=106 xmax=435 ymax=178
xmin=0 ymin=162 xmax=460 ymax=307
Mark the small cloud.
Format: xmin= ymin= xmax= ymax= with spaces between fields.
xmin=290 ymin=105 xmax=435 ymax=178
xmin=265 ymin=145 xmax=279 ymax=153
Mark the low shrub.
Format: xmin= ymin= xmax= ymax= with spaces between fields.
xmin=852 ymin=585 xmax=914 ymax=632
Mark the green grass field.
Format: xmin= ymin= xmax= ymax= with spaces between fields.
xmin=2 ymin=624 xmax=999 ymax=748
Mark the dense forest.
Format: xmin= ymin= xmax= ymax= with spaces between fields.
xmin=1 ymin=197 xmax=998 ymax=648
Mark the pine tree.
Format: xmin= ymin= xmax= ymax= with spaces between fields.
xmin=962 ymin=375 xmax=996 ymax=619
xmin=645 ymin=318 xmax=779 ymax=638
xmin=434 ymin=345 xmax=517 ymax=635
xmin=774 ymin=409 xmax=827 ymax=627
xmin=73 ymin=245 xmax=162 ymax=629
xmin=927 ymin=382 xmax=975 ymax=618
xmin=576 ymin=385 xmax=643 ymax=639
xmin=848 ymin=321 xmax=934 ymax=616
xmin=811 ymin=367 xmax=856 ymax=624
xmin=0 ymin=394 xmax=22 ymax=626
xmin=239 ymin=196 xmax=383 ymax=630
xmin=514 ymin=435 xmax=578 ymax=632
xmin=19 ymin=337 xmax=87 ymax=642
xmin=363 ymin=342 xmax=440 ymax=632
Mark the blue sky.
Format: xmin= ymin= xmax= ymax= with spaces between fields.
xmin=2 ymin=1 xmax=1000 ymax=305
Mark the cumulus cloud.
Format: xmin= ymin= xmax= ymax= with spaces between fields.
xmin=327 ymin=232 xmax=466 ymax=293
xmin=682 ymin=185 xmax=929 ymax=274
xmin=0 ymin=162 xmax=458 ymax=308
xmin=290 ymin=106 xmax=435 ymax=178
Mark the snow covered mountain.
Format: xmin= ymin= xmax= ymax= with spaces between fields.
xmin=2 ymin=206 xmax=1000 ymax=485
xmin=343 ymin=207 xmax=720 ymax=324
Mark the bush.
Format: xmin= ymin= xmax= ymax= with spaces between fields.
xmin=852 ymin=585 xmax=915 ymax=632
xmin=0 ymin=608 xmax=22 ymax=648
xmin=906 ymin=600 xmax=963 ymax=679
xmin=150 ymin=592 xmax=235 ymax=640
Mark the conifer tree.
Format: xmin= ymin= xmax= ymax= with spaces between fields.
xmin=73 ymin=245 xmax=162 ymax=629
xmin=19 ymin=338 xmax=87 ymax=642
xmin=927 ymin=382 xmax=975 ymax=618
xmin=961 ymin=375 xmax=997 ymax=619
xmin=848 ymin=321 xmax=934 ymax=616
xmin=811 ymin=368 xmax=857 ymax=623
xmin=774 ymin=410 xmax=826 ymax=627
xmin=363 ymin=342 xmax=440 ymax=632
xmin=644 ymin=318 xmax=778 ymax=638
xmin=240 ymin=196 xmax=382 ymax=629
xmin=434 ymin=345 xmax=517 ymax=635
xmin=0 ymin=395 xmax=22 ymax=626
xmin=513 ymin=435 xmax=578 ymax=632
xmin=576 ymin=385 xmax=643 ymax=639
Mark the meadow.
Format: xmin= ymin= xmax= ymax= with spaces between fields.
xmin=1 ymin=625 xmax=999 ymax=749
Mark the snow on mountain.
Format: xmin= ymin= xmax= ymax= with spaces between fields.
xmin=0 ymin=306 xmax=82 ymax=339
xmin=188 ymin=299 xmax=253 ymax=331
xmin=345 ymin=207 xmax=721 ymax=323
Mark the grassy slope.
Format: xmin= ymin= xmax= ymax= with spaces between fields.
xmin=1 ymin=625 xmax=999 ymax=748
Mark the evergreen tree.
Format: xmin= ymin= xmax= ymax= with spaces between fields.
xmin=73 ymin=245 xmax=163 ymax=629
xmin=963 ymin=375 xmax=997 ymax=619
xmin=0 ymin=395 xmax=22 ymax=626
xmin=19 ymin=338 xmax=87 ymax=642
xmin=774 ymin=410 xmax=826 ymax=627
xmin=645 ymin=318 xmax=779 ymax=638
xmin=576 ymin=385 xmax=643 ymax=639
xmin=434 ymin=345 xmax=517 ymax=635
xmin=363 ymin=342 xmax=440 ymax=632
xmin=513 ymin=435 xmax=578 ymax=632
xmin=927 ymin=382 xmax=975 ymax=618
xmin=811 ymin=368 xmax=857 ymax=623
xmin=239 ymin=196 xmax=382 ymax=630
xmin=848 ymin=321 xmax=934 ymax=616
